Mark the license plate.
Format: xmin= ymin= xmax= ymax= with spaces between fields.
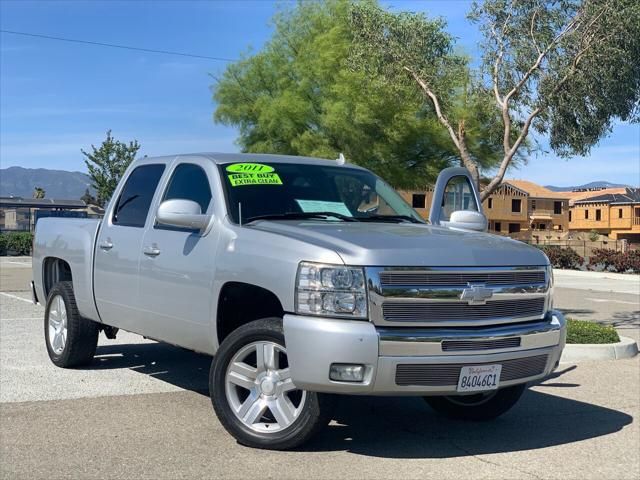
xmin=457 ymin=364 xmax=502 ymax=392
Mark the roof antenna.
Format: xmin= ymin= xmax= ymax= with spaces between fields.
xmin=336 ymin=153 xmax=346 ymax=165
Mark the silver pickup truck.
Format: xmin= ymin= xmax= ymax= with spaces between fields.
xmin=32 ymin=153 xmax=566 ymax=450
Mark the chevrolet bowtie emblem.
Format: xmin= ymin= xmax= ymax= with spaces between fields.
xmin=460 ymin=284 xmax=493 ymax=305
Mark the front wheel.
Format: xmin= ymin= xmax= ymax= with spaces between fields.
xmin=424 ymin=384 xmax=526 ymax=421
xmin=210 ymin=318 xmax=332 ymax=450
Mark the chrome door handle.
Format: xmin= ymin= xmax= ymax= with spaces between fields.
xmin=99 ymin=240 xmax=113 ymax=251
xmin=143 ymin=246 xmax=161 ymax=257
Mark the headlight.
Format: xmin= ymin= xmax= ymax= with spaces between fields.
xmin=295 ymin=262 xmax=367 ymax=319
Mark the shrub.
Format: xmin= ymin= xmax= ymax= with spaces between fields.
xmin=589 ymin=248 xmax=640 ymax=273
xmin=538 ymin=245 xmax=583 ymax=269
xmin=0 ymin=232 xmax=33 ymax=255
xmin=566 ymin=318 xmax=620 ymax=344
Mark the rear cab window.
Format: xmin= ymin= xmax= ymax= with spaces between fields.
xmin=112 ymin=164 xmax=165 ymax=227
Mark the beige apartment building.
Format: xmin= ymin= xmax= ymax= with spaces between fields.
xmin=567 ymin=188 xmax=640 ymax=242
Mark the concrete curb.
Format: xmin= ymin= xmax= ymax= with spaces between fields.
xmin=553 ymin=269 xmax=640 ymax=281
xmin=560 ymin=336 xmax=639 ymax=363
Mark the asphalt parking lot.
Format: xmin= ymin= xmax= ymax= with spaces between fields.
xmin=1 ymin=257 xmax=639 ymax=479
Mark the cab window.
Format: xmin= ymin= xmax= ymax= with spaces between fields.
xmin=112 ymin=164 xmax=165 ymax=227
xmin=162 ymin=163 xmax=212 ymax=213
xmin=441 ymin=175 xmax=478 ymax=221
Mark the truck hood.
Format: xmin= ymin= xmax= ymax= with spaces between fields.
xmin=249 ymin=221 xmax=548 ymax=267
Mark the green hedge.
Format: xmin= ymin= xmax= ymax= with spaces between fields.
xmin=566 ymin=318 xmax=620 ymax=344
xmin=0 ymin=232 xmax=34 ymax=255
xmin=537 ymin=245 xmax=583 ymax=269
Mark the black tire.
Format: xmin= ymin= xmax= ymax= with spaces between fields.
xmin=424 ymin=384 xmax=526 ymax=421
xmin=210 ymin=317 xmax=333 ymax=450
xmin=44 ymin=281 xmax=99 ymax=368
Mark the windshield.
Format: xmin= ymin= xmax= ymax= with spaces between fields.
xmin=219 ymin=162 xmax=425 ymax=224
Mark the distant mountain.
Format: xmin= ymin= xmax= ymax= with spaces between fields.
xmin=545 ymin=181 xmax=632 ymax=192
xmin=0 ymin=167 xmax=93 ymax=199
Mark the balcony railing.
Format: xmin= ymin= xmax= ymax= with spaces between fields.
xmin=528 ymin=209 xmax=563 ymax=217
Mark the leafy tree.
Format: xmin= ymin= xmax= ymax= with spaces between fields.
xmin=350 ymin=0 xmax=640 ymax=199
xmin=82 ymin=130 xmax=140 ymax=207
xmin=80 ymin=188 xmax=97 ymax=206
xmin=212 ymin=0 xmax=508 ymax=188
xmin=32 ymin=187 xmax=45 ymax=199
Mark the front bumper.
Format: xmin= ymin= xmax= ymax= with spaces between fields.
xmin=283 ymin=310 xmax=566 ymax=395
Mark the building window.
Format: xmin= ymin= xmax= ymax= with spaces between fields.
xmin=554 ymin=201 xmax=562 ymax=215
xmin=569 ymin=210 xmax=572 ymax=222
xmin=488 ymin=197 xmax=493 ymax=209
xmin=538 ymin=223 xmax=546 ymax=230
xmin=531 ymin=200 xmax=536 ymax=210
xmin=619 ymin=208 xmax=623 ymax=219
xmin=585 ymin=209 xmax=589 ymax=219
xmin=508 ymin=223 xmax=520 ymax=233
xmin=411 ymin=193 xmax=426 ymax=209
xmin=494 ymin=221 xmax=501 ymax=232
xmin=511 ymin=199 xmax=522 ymax=213
xmin=596 ymin=209 xmax=602 ymax=221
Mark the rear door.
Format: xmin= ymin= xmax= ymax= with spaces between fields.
xmin=93 ymin=163 xmax=166 ymax=332
xmin=136 ymin=158 xmax=219 ymax=351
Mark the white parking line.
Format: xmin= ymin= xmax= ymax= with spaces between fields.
xmin=585 ymin=297 xmax=640 ymax=306
xmin=0 ymin=292 xmax=33 ymax=304
xmin=1 ymin=261 xmax=32 ymax=267
xmin=2 ymin=317 xmax=41 ymax=321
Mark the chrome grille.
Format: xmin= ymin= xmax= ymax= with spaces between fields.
xmin=395 ymin=354 xmax=548 ymax=386
xmin=441 ymin=337 xmax=521 ymax=352
xmin=380 ymin=270 xmax=546 ymax=287
xmin=382 ymin=298 xmax=545 ymax=323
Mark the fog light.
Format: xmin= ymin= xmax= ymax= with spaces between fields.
xmin=329 ymin=363 xmax=365 ymax=382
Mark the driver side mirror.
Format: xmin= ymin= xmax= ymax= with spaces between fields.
xmin=444 ymin=210 xmax=488 ymax=232
xmin=156 ymin=199 xmax=212 ymax=231
xmin=429 ymin=167 xmax=488 ymax=232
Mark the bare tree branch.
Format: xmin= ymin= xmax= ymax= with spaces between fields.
xmin=403 ymin=66 xmax=480 ymax=185
xmin=530 ymin=9 xmax=541 ymax=56
xmin=404 ymin=67 xmax=462 ymax=152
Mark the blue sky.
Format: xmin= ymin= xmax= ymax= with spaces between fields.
xmin=1 ymin=0 xmax=638 ymax=187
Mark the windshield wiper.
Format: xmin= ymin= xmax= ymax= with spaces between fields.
xmin=357 ymin=214 xmax=424 ymax=224
xmin=244 ymin=211 xmax=358 ymax=224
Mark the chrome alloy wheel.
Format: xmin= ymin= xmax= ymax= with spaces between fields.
xmin=47 ymin=294 xmax=67 ymax=354
xmin=225 ymin=341 xmax=306 ymax=433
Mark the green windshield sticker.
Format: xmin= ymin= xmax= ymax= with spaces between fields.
xmin=228 ymin=172 xmax=283 ymax=187
xmin=226 ymin=163 xmax=274 ymax=174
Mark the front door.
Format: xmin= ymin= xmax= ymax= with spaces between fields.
xmin=428 ymin=167 xmax=484 ymax=228
xmin=93 ymin=163 xmax=166 ymax=332
xmin=137 ymin=159 xmax=219 ymax=353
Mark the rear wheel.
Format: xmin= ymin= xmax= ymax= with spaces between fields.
xmin=210 ymin=318 xmax=332 ymax=450
xmin=424 ymin=384 xmax=526 ymax=421
xmin=44 ymin=281 xmax=99 ymax=368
